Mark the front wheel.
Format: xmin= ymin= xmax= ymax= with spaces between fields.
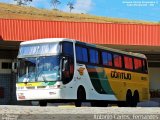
xmin=75 ymin=87 xmax=86 ymax=107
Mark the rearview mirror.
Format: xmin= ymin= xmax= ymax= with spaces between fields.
xmin=62 ymin=57 xmax=69 ymax=72
xmin=12 ymin=61 xmax=17 ymax=73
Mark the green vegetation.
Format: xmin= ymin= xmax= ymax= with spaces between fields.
xmin=0 ymin=2 xmax=158 ymax=24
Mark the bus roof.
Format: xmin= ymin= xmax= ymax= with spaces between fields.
xmin=20 ymin=38 xmax=146 ymax=59
xmin=77 ymin=41 xmax=146 ymax=59
xmin=20 ymin=38 xmax=76 ymax=45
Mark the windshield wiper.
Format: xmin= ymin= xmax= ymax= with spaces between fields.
xmin=23 ymin=76 xmax=30 ymax=84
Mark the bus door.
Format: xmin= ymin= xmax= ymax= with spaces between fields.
xmin=61 ymin=42 xmax=75 ymax=99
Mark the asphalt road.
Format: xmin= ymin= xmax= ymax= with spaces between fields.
xmin=0 ymin=105 xmax=160 ymax=120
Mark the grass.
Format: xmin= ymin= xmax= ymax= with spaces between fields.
xmin=0 ymin=2 xmax=158 ymax=24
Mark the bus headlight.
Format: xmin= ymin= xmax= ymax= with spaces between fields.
xmin=18 ymin=93 xmax=25 ymax=99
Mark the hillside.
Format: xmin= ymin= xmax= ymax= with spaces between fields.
xmin=0 ymin=2 xmax=157 ymax=24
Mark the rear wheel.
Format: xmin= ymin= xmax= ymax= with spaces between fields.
xmin=75 ymin=87 xmax=86 ymax=107
xmin=132 ymin=90 xmax=139 ymax=107
xmin=126 ymin=90 xmax=132 ymax=107
xmin=39 ymin=101 xmax=47 ymax=107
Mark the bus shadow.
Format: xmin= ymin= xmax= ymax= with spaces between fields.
xmin=137 ymin=101 xmax=159 ymax=107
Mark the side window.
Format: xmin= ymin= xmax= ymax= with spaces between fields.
xmin=75 ymin=46 xmax=88 ymax=62
xmin=89 ymin=49 xmax=99 ymax=64
xmin=142 ymin=59 xmax=148 ymax=73
xmin=113 ymin=54 xmax=122 ymax=68
xmin=102 ymin=51 xmax=113 ymax=66
xmin=124 ymin=56 xmax=133 ymax=70
xmin=76 ymin=46 xmax=82 ymax=61
xmin=134 ymin=58 xmax=142 ymax=72
xmin=62 ymin=42 xmax=74 ymax=57
xmin=82 ymin=47 xmax=88 ymax=62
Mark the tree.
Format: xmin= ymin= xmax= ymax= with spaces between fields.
xmin=67 ymin=1 xmax=74 ymax=13
xmin=14 ymin=0 xmax=33 ymax=6
xmin=50 ymin=0 xmax=61 ymax=9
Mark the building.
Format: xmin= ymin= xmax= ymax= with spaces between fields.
xmin=0 ymin=18 xmax=160 ymax=104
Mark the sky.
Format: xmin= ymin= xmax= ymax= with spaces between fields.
xmin=0 ymin=0 xmax=160 ymax=22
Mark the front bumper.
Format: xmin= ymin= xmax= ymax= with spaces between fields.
xmin=16 ymin=89 xmax=62 ymax=101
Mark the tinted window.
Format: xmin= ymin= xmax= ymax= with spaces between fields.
xmin=102 ymin=51 xmax=113 ymax=66
xmin=63 ymin=42 xmax=74 ymax=57
xmin=134 ymin=58 xmax=142 ymax=72
xmin=89 ymin=49 xmax=99 ymax=64
xmin=76 ymin=46 xmax=82 ymax=61
xmin=113 ymin=54 xmax=122 ymax=68
xmin=124 ymin=56 xmax=133 ymax=70
xmin=142 ymin=59 xmax=148 ymax=73
xmin=82 ymin=48 xmax=88 ymax=62
xmin=76 ymin=46 xmax=88 ymax=62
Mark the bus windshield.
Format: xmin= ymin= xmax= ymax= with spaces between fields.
xmin=18 ymin=56 xmax=60 ymax=82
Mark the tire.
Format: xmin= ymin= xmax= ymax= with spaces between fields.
xmin=132 ymin=90 xmax=139 ymax=107
xmin=126 ymin=90 xmax=132 ymax=107
xmin=39 ymin=101 xmax=47 ymax=107
xmin=75 ymin=87 xmax=86 ymax=107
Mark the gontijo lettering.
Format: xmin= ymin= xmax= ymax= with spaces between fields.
xmin=111 ymin=71 xmax=132 ymax=80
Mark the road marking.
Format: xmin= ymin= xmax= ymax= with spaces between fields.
xmin=58 ymin=105 xmax=76 ymax=108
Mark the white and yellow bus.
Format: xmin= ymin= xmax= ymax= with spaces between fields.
xmin=16 ymin=38 xmax=150 ymax=107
